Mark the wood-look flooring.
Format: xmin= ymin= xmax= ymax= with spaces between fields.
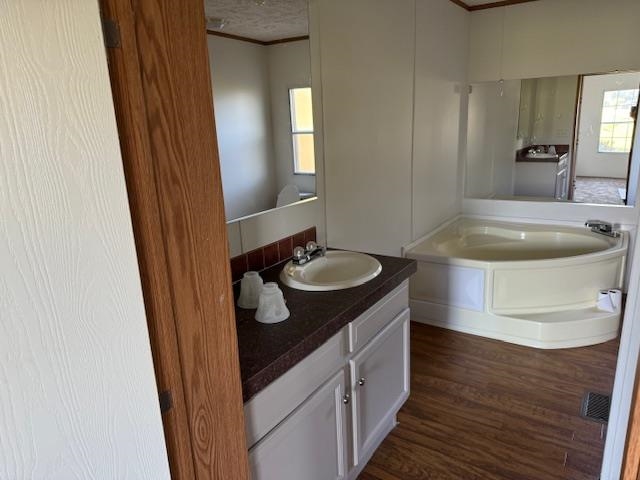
xmin=359 ymin=322 xmax=620 ymax=480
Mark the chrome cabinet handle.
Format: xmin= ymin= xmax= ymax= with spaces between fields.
xmin=358 ymin=377 xmax=366 ymax=386
xmin=342 ymin=394 xmax=350 ymax=405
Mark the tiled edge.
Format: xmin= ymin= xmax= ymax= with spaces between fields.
xmin=230 ymin=227 xmax=317 ymax=283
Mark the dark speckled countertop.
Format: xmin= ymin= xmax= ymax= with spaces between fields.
xmin=235 ymin=252 xmax=417 ymax=403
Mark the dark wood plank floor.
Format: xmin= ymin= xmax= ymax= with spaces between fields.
xmin=359 ymin=322 xmax=620 ymax=480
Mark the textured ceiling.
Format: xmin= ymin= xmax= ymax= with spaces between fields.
xmin=204 ymin=0 xmax=309 ymax=42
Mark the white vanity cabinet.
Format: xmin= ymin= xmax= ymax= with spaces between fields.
xmin=249 ymin=370 xmax=349 ymax=480
xmin=350 ymin=310 xmax=410 ymax=467
xmin=246 ymin=280 xmax=410 ymax=480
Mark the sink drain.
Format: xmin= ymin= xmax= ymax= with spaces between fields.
xmin=581 ymin=391 xmax=611 ymax=423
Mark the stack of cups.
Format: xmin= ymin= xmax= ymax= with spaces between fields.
xmin=255 ymin=282 xmax=290 ymax=324
xmin=237 ymin=271 xmax=263 ymax=309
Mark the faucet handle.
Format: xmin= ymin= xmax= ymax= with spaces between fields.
xmin=305 ymin=241 xmax=318 ymax=252
xmin=293 ymin=246 xmax=306 ymax=260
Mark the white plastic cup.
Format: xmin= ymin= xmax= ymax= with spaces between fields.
xmin=255 ymin=282 xmax=290 ymax=324
xmin=237 ymin=271 xmax=263 ymax=309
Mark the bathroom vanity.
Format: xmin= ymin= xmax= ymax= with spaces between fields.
xmin=235 ymin=254 xmax=416 ymax=480
xmin=513 ymin=146 xmax=570 ymax=200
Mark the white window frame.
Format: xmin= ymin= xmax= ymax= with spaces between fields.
xmin=289 ymin=87 xmax=315 ymax=175
xmin=598 ymin=88 xmax=639 ymax=154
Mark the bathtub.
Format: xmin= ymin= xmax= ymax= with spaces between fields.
xmin=404 ymin=217 xmax=628 ymax=349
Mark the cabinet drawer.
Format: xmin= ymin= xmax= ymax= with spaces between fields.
xmin=244 ymin=329 xmax=347 ymax=448
xmin=348 ymin=280 xmax=408 ymax=353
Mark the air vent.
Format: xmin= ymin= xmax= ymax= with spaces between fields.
xmin=581 ymin=391 xmax=611 ymax=423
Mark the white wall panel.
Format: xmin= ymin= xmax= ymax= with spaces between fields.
xmin=412 ymin=0 xmax=469 ymax=241
xmin=320 ymin=0 xmax=414 ymax=256
xmin=469 ymin=0 xmax=640 ymax=82
xmin=0 ymin=1 xmax=170 ymax=478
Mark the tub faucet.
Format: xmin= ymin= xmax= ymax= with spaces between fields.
xmin=292 ymin=241 xmax=326 ymax=265
xmin=585 ymin=220 xmax=620 ymax=238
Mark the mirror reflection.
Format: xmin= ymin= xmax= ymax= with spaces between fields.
xmin=465 ymin=71 xmax=640 ymax=206
xmin=206 ymin=0 xmax=316 ymax=222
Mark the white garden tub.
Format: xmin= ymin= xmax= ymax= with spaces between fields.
xmin=404 ymin=217 xmax=628 ymax=349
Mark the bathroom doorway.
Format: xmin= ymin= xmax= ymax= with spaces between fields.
xmin=571 ymin=71 xmax=640 ymax=205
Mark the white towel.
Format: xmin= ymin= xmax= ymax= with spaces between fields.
xmin=597 ymin=289 xmax=622 ymax=313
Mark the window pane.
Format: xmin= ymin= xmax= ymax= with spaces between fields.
xmin=614 ymin=107 xmax=633 ymax=122
xmin=612 ymin=137 xmax=628 ymax=152
xmin=613 ymin=122 xmax=630 ymax=138
xmin=293 ymin=133 xmax=315 ymax=174
xmin=602 ymin=107 xmax=616 ymax=122
xmin=603 ymin=91 xmax=618 ymax=107
xmin=290 ymin=88 xmax=314 ymax=132
xmin=599 ymin=139 xmax=614 ymax=152
xmin=617 ymin=89 xmax=638 ymax=106
xmin=600 ymin=123 xmax=614 ymax=138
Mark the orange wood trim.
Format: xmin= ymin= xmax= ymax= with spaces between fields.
xmin=264 ymin=35 xmax=310 ymax=45
xmin=206 ymin=29 xmax=309 ymax=46
xmin=448 ymin=0 xmax=471 ymax=11
xmin=98 ymin=0 xmax=196 ymax=478
xmin=468 ymin=0 xmax=540 ymax=11
xmin=568 ymin=74 xmax=584 ymax=201
xmin=623 ymin=350 xmax=640 ymax=478
xmin=205 ymin=29 xmax=265 ymax=45
xmin=101 ymin=0 xmax=249 ymax=478
xmin=130 ymin=0 xmax=249 ymax=478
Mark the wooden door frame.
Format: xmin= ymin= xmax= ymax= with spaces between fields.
xmin=624 ymin=94 xmax=639 ymax=205
xmin=623 ymin=363 xmax=640 ymax=479
xmin=568 ymin=74 xmax=584 ymax=201
xmin=99 ymin=0 xmax=249 ymax=479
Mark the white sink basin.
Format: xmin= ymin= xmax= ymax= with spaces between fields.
xmin=526 ymin=152 xmax=558 ymax=159
xmin=279 ymin=251 xmax=382 ymax=291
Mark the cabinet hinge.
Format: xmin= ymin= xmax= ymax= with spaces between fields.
xmin=159 ymin=390 xmax=173 ymax=414
xmin=102 ymin=18 xmax=121 ymax=49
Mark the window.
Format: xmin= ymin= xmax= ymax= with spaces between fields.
xmin=289 ymin=87 xmax=315 ymax=174
xmin=598 ymin=88 xmax=639 ymax=153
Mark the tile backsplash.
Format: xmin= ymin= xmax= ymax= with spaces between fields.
xmin=230 ymin=227 xmax=317 ymax=282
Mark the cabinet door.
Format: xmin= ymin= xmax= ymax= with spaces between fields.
xmin=249 ymin=370 xmax=348 ymax=480
xmin=350 ymin=309 xmax=410 ymax=466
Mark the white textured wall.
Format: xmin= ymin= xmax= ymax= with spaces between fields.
xmin=411 ymin=0 xmax=469 ymax=240
xmin=208 ymin=35 xmax=278 ymax=221
xmin=469 ymin=0 xmax=640 ymax=82
xmin=576 ymin=72 xmax=640 ymax=179
xmin=0 ymin=1 xmax=170 ymax=479
xmin=267 ymin=40 xmax=316 ymax=196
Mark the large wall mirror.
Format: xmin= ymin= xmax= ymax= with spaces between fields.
xmin=465 ymin=71 xmax=640 ymax=206
xmin=205 ymin=0 xmax=316 ymax=222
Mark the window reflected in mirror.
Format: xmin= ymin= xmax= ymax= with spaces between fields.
xmin=289 ymin=87 xmax=316 ymax=175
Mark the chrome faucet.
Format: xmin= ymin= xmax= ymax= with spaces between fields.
xmin=292 ymin=241 xmax=327 ymax=265
xmin=585 ymin=220 xmax=621 ymax=238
